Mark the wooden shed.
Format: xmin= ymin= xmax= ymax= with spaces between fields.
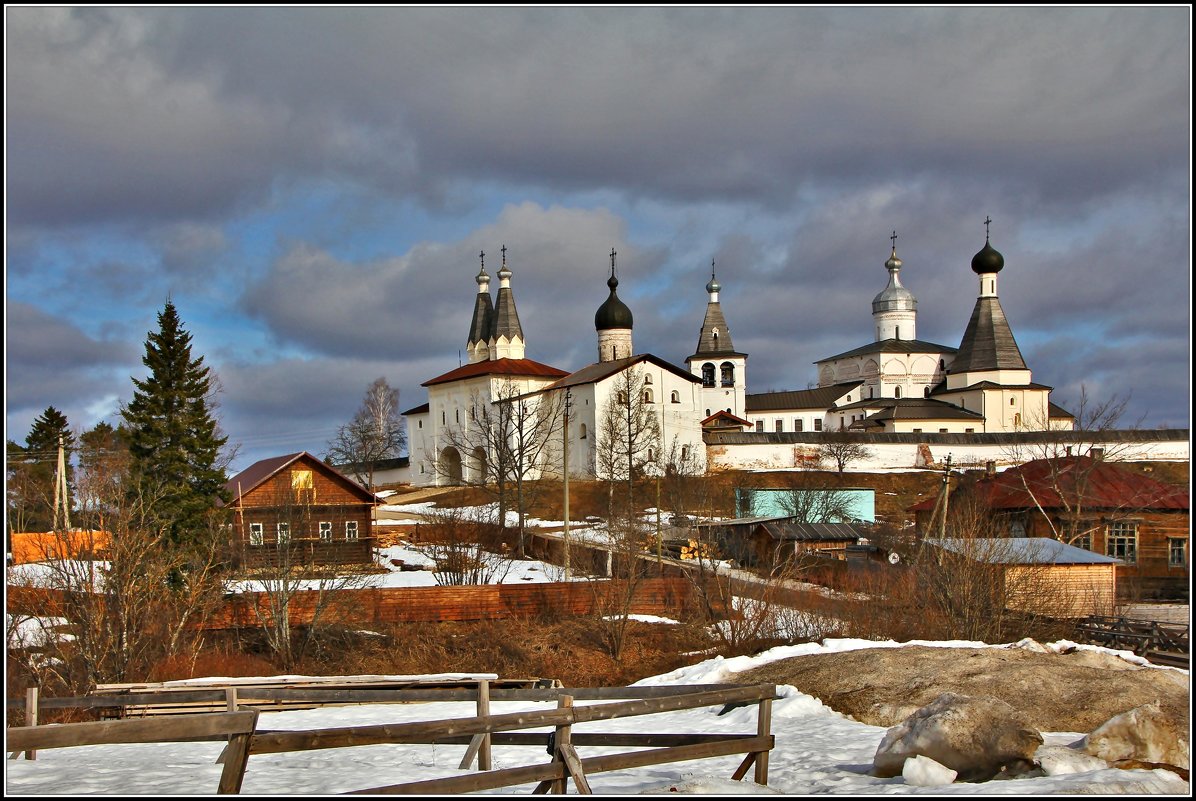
xmin=221 ymin=452 xmax=379 ymax=568
xmin=697 ymin=516 xmax=867 ymax=570
xmin=926 ymin=537 xmax=1119 ymax=618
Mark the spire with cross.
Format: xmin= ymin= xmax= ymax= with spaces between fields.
xmin=984 ymin=216 xmax=992 ymax=242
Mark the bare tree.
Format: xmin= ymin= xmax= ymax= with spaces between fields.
xmin=236 ymin=490 xmax=371 ymax=670
xmin=1001 ymin=387 xmax=1154 ymax=547
xmin=775 ymin=485 xmax=858 ymax=523
xmin=327 ymin=377 xmax=407 ymax=494
xmin=596 ymin=367 xmax=661 ymax=519
xmin=434 ymin=380 xmax=565 ymax=558
xmin=422 ymin=505 xmax=514 ymax=586
xmin=7 ymin=466 xmax=225 ymax=691
xmin=816 ymin=433 xmax=874 ymax=473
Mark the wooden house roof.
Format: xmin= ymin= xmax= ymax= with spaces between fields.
xmin=222 ymin=451 xmax=379 ymax=506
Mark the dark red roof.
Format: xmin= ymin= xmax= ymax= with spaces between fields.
xmin=222 ymin=451 xmax=379 ymax=506
xmin=911 ymin=456 xmax=1188 ymax=513
xmin=422 ymin=358 xmax=570 ymax=387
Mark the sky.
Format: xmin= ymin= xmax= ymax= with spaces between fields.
xmin=3 ymin=636 xmax=1188 ymax=794
xmin=5 ymin=7 xmax=1191 ymax=473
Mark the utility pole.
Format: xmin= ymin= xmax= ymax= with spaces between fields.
xmin=938 ymin=453 xmax=952 ymax=539
xmin=52 ymin=435 xmax=71 ymax=532
xmin=562 ymin=389 xmax=571 ymax=581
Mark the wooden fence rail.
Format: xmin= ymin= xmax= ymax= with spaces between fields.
xmin=5 ymin=711 xmax=259 ymax=794
xmin=6 ymin=683 xmax=778 ymax=794
xmin=1076 ymin=615 xmax=1189 ymax=659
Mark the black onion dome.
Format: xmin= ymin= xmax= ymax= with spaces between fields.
xmin=595 ymin=274 xmax=634 ymax=330
xmin=971 ymin=241 xmax=1005 ymax=274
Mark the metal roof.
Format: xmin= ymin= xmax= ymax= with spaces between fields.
xmin=951 ymin=296 xmax=1027 ymax=373
xmin=816 ymin=338 xmax=956 ymax=364
xmin=746 ymin=382 xmax=863 ymax=412
xmin=926 ymin=537 xmax=1121 ymax=565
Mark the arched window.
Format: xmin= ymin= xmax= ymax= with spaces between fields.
xmin=644 ymin=374 xmax=652 ymax=385
xmin=681 ymin=445 xmax=689 ymax=461
xmin=894 ymin=386 xmax=902 ymax=399
xmin=705 ymin=408 xmax=711 ymax=416
xmin=646 ymin=448 xmax=655 ymax=462
xmin=643 ymin=388 xmax=653 ymax=403
xmin=701 ymin=363 xmax=715 ymax=388
xmin=579 ymin=423 xmax=587 ymax=440
xmin=868 ymin=386 xmax=874 ymax=399
xmin=671 ymin=390 xmax=680 ymax=403
xmin=924 ymin=386 xmax=931 ymax=398
xmin=720 ymin=362 xmax=735 ymax=387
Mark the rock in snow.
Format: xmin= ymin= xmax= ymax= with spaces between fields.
xmin=902 ymin=754 xmax=958 ymax=786
xmin=1082 ymin=702 xmax=1190 ymax=771
xmin=873 ymin=692 xmax=1043 ymax=781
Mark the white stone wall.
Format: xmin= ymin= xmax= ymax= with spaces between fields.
xmin=707 ymin=436 xmax=1190 ymax=472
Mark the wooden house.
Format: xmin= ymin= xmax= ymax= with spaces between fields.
xmin=696 ymin=516 xmax=867 ymax=570
xmin=925 ymin=537 xmax=1119 ymax=618
xmin=912 ymin=456 xmax=1189 ymax=600
xmin=221 ymin=452 xmax=379 ymax=568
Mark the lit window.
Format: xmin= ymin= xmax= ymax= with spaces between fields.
xmin=277 ymin=522 xmax=290 ymax=546
xmin=249 ymin=523 xmax=263 ymax=546
xmin=319 ymin=521 xmax=332 ymax=541
xmin=1106 ymin=521 xmax=1138 ymax=564
xmin=346 ymin=521 xmax=359 ymax=541
xmin=1169 ymin=538 xmax=1187 ymax=567
xmin=292 ymin=469 xmax=314 ymax=502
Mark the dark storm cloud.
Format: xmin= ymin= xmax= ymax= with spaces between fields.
xmin=7 ymin=8 xmax=1188 ymax=228
xmin=6 ymin=302 xmax=137 ymax=370
xmin=242 ymin=203 xmax=640 ymax=363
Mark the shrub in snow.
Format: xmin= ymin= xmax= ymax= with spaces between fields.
xmin=872 ymin=692 xmax=1043 ymax=781
xmin=1081 ymin=702 xmax=1190 ymax=770
xmin=901 ymin=754 xmax=957 ymax=786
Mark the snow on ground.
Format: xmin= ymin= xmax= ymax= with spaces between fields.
xmin=5 ymin=638 xmax=1187 ymax=795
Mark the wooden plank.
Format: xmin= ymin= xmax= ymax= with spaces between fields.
xmin=754 ymin=698 xmax=772 ymax=786
xmin=7 ymin=711 xmax=258 ymax=752
xmin=25 ymin=687 xmax=38 ymax=760
xmin=216 ymin=711 xmax=259 ymax=795
xmin=351 ymin=734 xmax=773 ymax=794
xmin=250 ymin=685 xmax=776 ymax=755
xmin=730 ymin=752 xmax=756 ymax=781
xmin=558 ymin=743 xmax=592 ymax=795
xmin=457 ymin=734 xmax=486 ymax=771
xmin=476 ymin=679 xmax=491 ymax=772
xmin=425 ymin=732 xmax=757 ymax=748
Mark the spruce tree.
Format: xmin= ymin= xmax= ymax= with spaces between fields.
xmin=9 ymin=406 xmax=76 ymax=531
xmin=122 ymin=301 xmax=228 ymax=546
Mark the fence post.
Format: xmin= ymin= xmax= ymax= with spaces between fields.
xmin=753 ymin=696 xmax=771 ymax=786
xmin=553 ymin=695 xmax=573 ymax=793
xmin=477 ymin=679 xmax=492 ymax=771
xmin=24 ymin=687 xmax=39 ymax=760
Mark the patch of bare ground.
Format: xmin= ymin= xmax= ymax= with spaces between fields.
xmin=732 ymin=644 xmax=1189 ymax=733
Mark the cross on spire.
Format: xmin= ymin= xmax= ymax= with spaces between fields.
xmin=501 ymin=244 xmax=507 ymax=267
xmin=711 ymin=258 xmax=716 ymax=279
xmin=610 ymin=248 xmax=617 ymax=276
xmin=479 ymin=250 xmax=485 ymax=270
xmin=890 ymin=230 xmax=898 ymax=250
xmin=984 ymin=216 xmax=992 ymax=242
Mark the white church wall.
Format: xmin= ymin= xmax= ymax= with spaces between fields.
xmin=707 ymin=436 xmax=1190 ymax=473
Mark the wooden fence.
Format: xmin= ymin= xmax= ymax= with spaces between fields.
xmin=8 ymin=682 xmax=778 ymax=794
xmin=7 ymin=577 xmax=697 ymax=631
xmin=1076 ymin=615 xmax=1189 ymax=667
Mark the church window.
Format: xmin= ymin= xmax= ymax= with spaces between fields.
xmin=579 ymin=423 xmax=587 ymax=440
xmin=418 ymin=420 xmax=423 ymax=429
xmin=795 ymin=419 xmax=803 ymax=432
xmin=939 ymin=359 xmax=945 ymax=371
xmin=702 ymin=363 xmax=715 ymax=387
xmin=442 ymin=411 xmax=446 ymax=425
xmin=939 ymin=428 xmax=948 ymax=433
xmin=814 ymin=419 xmax=822 ymax=431
xmin=705 ymin=409 xmax=711 ymax=417
xmin=924 ymin=387 xmax=931 ymax=398
xmin=965 ymin=428 xmax=975 ymax=433
xmin=646 ymin=448 xmax=655 ymax=462
xmin=1010 ymin=397 xmax=1016 ymax=406
xmin=895 ymin=326 xmax=901 ymax=340
xmin=868 ymin=386 xmax=874 ymax=399
xmin=643 ymin=389 xmax=653 ymax=403
xmin=894 ymin=386 xmax=902 ymax=399
xmin=846 ymin=395 xmax=852 ymax=402
xmin=681 ymin=445 xmax=690 ymax=461
xmin=840 ymin=417 xmax=845 ymax=429
xmin=775 ymin=419 xmax=783 ymax=432
xmin=755 ymin=420 xmax=764 ymax=433
xmin=913 ymin=428 xmax=922 ymax=433
xmin=671 ymin=390 xmax=680 ymax=403
xmin=1014 ymin=413 xmax=1022 ymax=427
xmin=721 ymin=362 xmax=735 ymax=387
xmin=618 ymin=391 xmax=628 ymax=405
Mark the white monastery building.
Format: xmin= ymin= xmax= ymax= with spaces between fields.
xmin=400 ymin=224 xmax=1187 ymax=484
